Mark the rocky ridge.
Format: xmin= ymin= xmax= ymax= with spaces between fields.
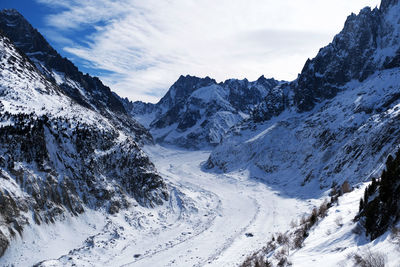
xmin=0 ymin=21 xmax=168 ymax=258
xmin=0 ymin=9 xmax=152 ymax=145
xmin=207 ymin=0 xmax=400 ymax=193
xmin=253 ymin=0 xmax=400 ymax=120
xmin=124 ymin=75 xmax=281 ymax=148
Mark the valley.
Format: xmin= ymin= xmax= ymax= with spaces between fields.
xmin=1 ymin=0 xmax=400 ymax=265
xmin=2 ymin=146 xmax=314 ymax=266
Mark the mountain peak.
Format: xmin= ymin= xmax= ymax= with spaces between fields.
xmin=1 ymin=9 xmax=22 ymax=16
xmin=0 ymin=10 xmax=127 ymax=113
xmin=249 ymin=0 xmax=400 ymax=121
xmin=0 ymin=9 xmax=155 ymax=144
xmin=175 ymin=74 xmax=216 ymax=86
xmin=0 ymin=8 xmax=55 ymax=58
xmin=157 ymin=75 xmax=217 ymax=109
xmin=257 ymin=75 xmax=266 ymax=81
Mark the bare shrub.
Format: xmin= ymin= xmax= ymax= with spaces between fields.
xmin=241 ymin=254 xmax=272 ymax=267
xmin=276 ymin=255 xmax=292 ymax=267
xmin=292 ymin=227 xmax=306 ymax=249
xmin=352 ymin=249 xmax=386 ymax=267
xmin=274 ymin=248 xmax=288 ymax=260
xmin=264 ymin=240 xmax=277 ymax=254
xmin=318 ymin=199 xmax=329 ymax=218
xmin=341 ymin=181 xmax=352 ymax=194
xmin=300 ymin=215 xmax=307 ymax=225
xmin=277 ymin=233 xmax=289 ymax=246
xmin=277 ymin=257 xmax=287 ymax=267
xmin=309 ymin=208 xmax=318 ymax=226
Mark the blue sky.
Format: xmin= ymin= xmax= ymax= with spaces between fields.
xmin=1 ymin=0 xmax=381 ymax=102
xmin=1 ymin=0 xmax=106 ymax=76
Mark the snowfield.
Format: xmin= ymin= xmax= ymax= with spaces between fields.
xmin=138 ymin=146 xmax=315 ymax=267
xmin=1 ymin=146 xmax=316 ymax=266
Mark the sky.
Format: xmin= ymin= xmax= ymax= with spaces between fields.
xmin=2 ymin=0 xmax=381 ymax=103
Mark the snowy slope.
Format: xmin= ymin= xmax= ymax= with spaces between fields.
xmin=242 ymin=182 xmax=400 ymax=267
xmin=289 ymin=184 xmax=400 ymax=267
xmin=1 ymin=0 xmax=400 ymax=265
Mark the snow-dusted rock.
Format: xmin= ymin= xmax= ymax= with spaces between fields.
xmin=0 ymin=26 xmax=167 ymax=258
xmin=252 ymin=0 xmax=400 ymax=121
xmin=208 ymin=0 xmax=400 ymax=191
xmin=124 ymin=75 xmax=281 ymax=148
xmin=0 ymin=9 xmax=152 ymax=145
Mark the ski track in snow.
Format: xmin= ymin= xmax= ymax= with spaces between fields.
xmin=2 ymin=145 xmax=315 ymax=267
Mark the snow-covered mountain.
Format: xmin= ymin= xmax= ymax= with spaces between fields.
xmin=254 ymin=0 xmax=400 ymax=120
xmin=207 ymin=0 xmax=400 ymax=192
xmin=124 ymin=75 xmax=281 ymax=148
xmin=1 ymin=0 xmax=400 ymax=265
xmin=0 ymin=16 xmax=168 ymax=258
xmin=0 ymin=9 xmax=152 ymax=145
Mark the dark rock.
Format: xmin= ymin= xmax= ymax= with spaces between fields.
xmin=0 ymin=231 xmax=9 ymax=257
xmin=252 ymin=1 xmax=400 ymax=121
xmin=144 ymin=75 xmax=280 ymax=147
xmin=158 ymin=75 xmax=217 ymax=110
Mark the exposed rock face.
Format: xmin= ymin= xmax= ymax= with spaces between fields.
xmin=207 ymin=1 xmax=400 ymax=194
xmin=208 ymin=68 xmax=400 ymax=194
xmin=293 ymin=7 xmax=381 ymax=111
xmin=124 ymin=75 xmax=281 ymax=148
xmin=158 ymin=75 xmax=217 ymax=110
xmin=253 ymin=0 xmax=400 ymax=120
xmin=0 ymin=9 xmax=152 ymax=144
xmin=0 ymin=22 xmax=168 ymax=257
xmin=0 ymin=231 xmax=8 ymax=257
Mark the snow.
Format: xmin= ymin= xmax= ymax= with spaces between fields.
xmin=1 ymin=2 xmax=400 ymax=265
xmin=51 ymin=70 xmax=65 ymax=85
xmin=209 ymin=68 xmax=400 ymax=191
xmin=3 ymin=55 xmax=397 ymax=265
xmin=133 ymin=110 xmax=159 ymax=128
xmin=0 ymin=34 xmax=113 ymax=129
xmin=4 ymin=145 xmax=316 ymax=266
xmin=1 ymin=210 xmax=107 ymax=266
xmin=189 ymin=84 xmax=230 ymax=107
xmin=12 ymin=145 xmax=398 ymax=266
xmin=290 ymin=183 xmax=400 ymax=266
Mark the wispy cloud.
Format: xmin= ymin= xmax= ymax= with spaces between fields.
xmin=36 ymin=0 xmax=381 ymax=102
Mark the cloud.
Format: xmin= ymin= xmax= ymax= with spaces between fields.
xmin=36 ymin=0 xmax=381 ymax=103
